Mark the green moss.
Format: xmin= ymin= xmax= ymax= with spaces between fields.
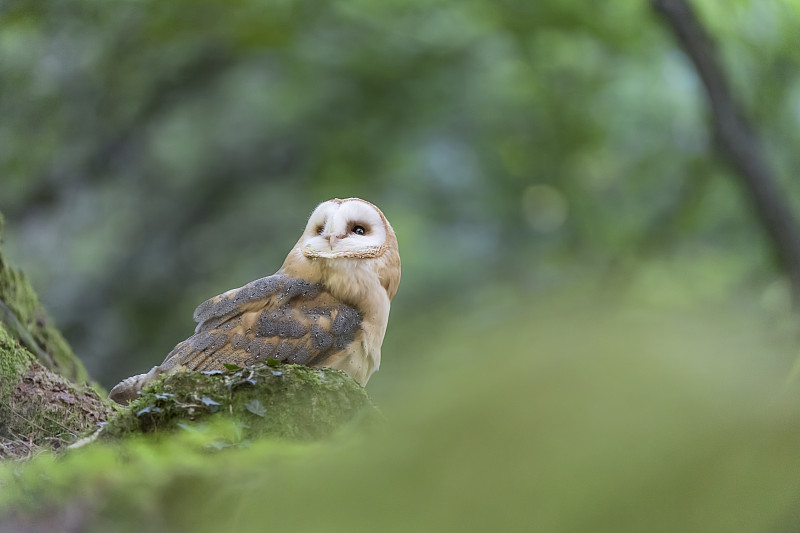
xmin=0 ymin=361 xmax=379 ymax=524
xmin=0 ymin=321 xmax=110 ymax=447
xmin=0 ymin=213 xmax=88 ymax=384
xmin=0 ymin=325 xmax=32 ymax=403
xmin=0 ymin=421 xmax=321 ymax=530
xmin=103 ymin=363 xmax=378 ymax=441
xmin=0 ymin=210 xmax=109 ymax=454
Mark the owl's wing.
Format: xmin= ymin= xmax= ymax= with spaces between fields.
xmin=159 ymin=274 xmax=363 ymax=373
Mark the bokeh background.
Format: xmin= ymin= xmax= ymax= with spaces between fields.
xmin=3 ymin=0 xmax=799 ymax=391
xmin=3 ymin=1 xmax=800 ymax=530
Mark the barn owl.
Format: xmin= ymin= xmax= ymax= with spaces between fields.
xmin=109 ymin=198 xmax=400 ymax=404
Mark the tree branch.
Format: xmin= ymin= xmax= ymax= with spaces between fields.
xmin=651 ymin=0 xmax=800 ymax=306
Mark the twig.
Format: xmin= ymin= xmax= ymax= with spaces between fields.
xmin=651 ymin=0 xmax=800 ymax=307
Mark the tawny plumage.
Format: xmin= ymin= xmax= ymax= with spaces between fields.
xmin=109 ymin=198 xmax=400 ymax=404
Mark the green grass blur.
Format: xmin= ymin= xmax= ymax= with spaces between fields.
xmin=3 ymin=270 xmax=800 ymax=532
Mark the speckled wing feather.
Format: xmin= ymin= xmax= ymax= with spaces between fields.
xmin=159 ymin=274 xmax=363 ymax=373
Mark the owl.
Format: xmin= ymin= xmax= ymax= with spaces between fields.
xmin=109 ymin=198 xmax=400 ymax=404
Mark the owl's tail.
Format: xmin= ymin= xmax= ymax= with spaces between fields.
xmin=108 ymin=365 xmax=165 ymax=404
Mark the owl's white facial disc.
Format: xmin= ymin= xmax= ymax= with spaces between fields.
xmin=302 ymin=199 xmax=387 ymax=259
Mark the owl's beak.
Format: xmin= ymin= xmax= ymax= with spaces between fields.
xmin=327 ymin=234 xmax=344 ymax=249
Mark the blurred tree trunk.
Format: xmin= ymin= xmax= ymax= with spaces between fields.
xmin=652 ymin=0 xmax=800 ymax=308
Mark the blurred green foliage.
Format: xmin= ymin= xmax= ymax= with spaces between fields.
xmin=2 ymin=0 xmax=799 ymax=389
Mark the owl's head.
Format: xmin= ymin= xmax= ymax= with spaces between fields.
xmin=283 ymin=198 xmax=401 ymax=302
xmin=301 ymin=198 xmax=394 ymax=260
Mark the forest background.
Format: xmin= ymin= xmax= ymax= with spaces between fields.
xmin=2 ymin=0 xmax=800 ymax=531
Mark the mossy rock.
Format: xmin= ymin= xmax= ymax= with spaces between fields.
xmin=103 ymin=363 xmax=379 ymax=441
xmin=0 ymin=211 xmax=89 ymax=384
xmin=0 ymin=324 xmax=111 ymax=457
xmin=0 ymin=211 xmax=108 ymax=457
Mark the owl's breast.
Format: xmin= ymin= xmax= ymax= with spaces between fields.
xmin=320 ymin=330 xmax=377 ymax=386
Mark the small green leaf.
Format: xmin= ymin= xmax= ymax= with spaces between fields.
xmin=223 ymin=363 xmax=241 ymax=371
xmin=244 ymin=399 xmax=266 ymax=417
xmin=266 ymin=358 xmax=281 ymax=367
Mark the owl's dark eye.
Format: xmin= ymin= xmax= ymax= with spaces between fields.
xmin=315 ymin=224 xmax=325 ymax=235
xmin=351 ymin=225 xmax=366 ymax=236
